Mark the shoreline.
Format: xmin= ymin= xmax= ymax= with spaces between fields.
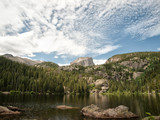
xmin=0 ymin=91 xmax=160 ymax=96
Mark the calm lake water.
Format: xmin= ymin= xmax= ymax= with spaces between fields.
xmin=0 ymin=94 xmax=160 ymax=120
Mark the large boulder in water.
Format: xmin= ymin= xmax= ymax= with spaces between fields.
xmin=81 ymin=104 xmax=138 ymax=119
xmin=0 ymin=106 xmax=21 ymax=116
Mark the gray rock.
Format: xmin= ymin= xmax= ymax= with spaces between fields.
xmin=94 ymin=79 xmax=108 ymax=87
xmin=120 ymin=60 xmax=148 ymax=70
xmin=106 ymin=56 xmax=121 ymax=63
xmin=81 ymin=104 xmax=138 ymax=119
xmin=91 ymin=79 xmax=109 ymax=94
xmin=133 ymin=72 xmax=143 ymax=79
xmin=101 ymin=86 xmax=109 ymax=90
xmin=100 ymin=86 xmax=109 ymax=93
xmin=70 ymin=57 xmax=95 ymax=67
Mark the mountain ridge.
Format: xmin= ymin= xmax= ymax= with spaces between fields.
xmin=70 ymin=57 xmax=95 ymax=66
xmin=2 ymin=54 xmax=43 ymax=66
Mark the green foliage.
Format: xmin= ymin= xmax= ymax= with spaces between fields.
xmin=145 ymin=112 xmax=155 ymax=120
xmin=0 ymin=56 xmax=89 ymax=94
xmin=88 ymin=84 xmax=95 ymax=90
xmin=36 ymin=62 xmax=59 ymax=68
xmin=111 ymin=52 xmax=160 ymax=63
xmin=10 ymin=90 xmax=21 ymax=94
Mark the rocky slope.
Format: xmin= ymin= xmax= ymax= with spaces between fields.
xmin=75 ymin=52 xmax=160 ymax=94
xmin=2 ymin=54 xmax=43 ymax=66
xmin=70 ymin=57 xmax=95 ymax=66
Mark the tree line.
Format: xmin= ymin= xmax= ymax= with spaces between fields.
xmin=0 ymin=57 xmax=89 ymax=94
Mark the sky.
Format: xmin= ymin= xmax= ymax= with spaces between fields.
xmin=0 ymin=0 xmax=160 ymax=65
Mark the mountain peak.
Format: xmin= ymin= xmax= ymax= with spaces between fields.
xmin=70 ymin=57 xmax=95 ymax=66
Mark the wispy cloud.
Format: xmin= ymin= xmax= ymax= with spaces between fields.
xmin=0 ymin=0 xmax=159 ymax=58
xmin=93 ymin=45 xmax=120 ymax=55
xmin=158 ymin=48 xmax=160 ymax=51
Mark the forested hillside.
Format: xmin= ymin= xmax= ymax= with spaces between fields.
xmin=0 ymin=52 xmax=160 ymax=94
xmin=0 ymin=56 xmax=88 ymax=94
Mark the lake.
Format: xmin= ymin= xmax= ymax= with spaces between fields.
xmin=0 ymin=94 xmax=160 ymax=120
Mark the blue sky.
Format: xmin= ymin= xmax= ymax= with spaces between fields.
xmin=0 ymin=0 xmax=160 ymax=65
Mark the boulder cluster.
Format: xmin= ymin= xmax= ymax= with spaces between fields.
xmin=81 ymin=104 xmax=138 ymax=119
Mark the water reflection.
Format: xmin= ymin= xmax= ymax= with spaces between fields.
xmin=0 ymin=94 xmax=160 ymax=120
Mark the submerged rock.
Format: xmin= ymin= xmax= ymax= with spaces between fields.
xmin=81 ymin=104 xmax=138 ymax=119
xmin=56 ymin=105 xmax=79 ymax=110
xmin=0 ymin=106 xmax=21 ymax=116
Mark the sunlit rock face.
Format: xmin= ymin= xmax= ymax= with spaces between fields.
xmin=70 ymin=57 xmax=95 ymax=67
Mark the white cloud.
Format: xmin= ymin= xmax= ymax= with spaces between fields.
xmin=54 ymin=56 xmax=58 ymax=59
xmin=58 ymin=63 xmax=70 ymax=66
xmin=0 ymin=31 xmax=37 ymax=56
xmin=0 ymin=0 xmax=159 ymax=58
xmin=158 ymin=48 xmax=160 ymax=51
xmin=93 ymin=59 xmax=106 ymax=65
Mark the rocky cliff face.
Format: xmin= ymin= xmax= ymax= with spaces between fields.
xmin=2 ymin=54 xmax=43 ymax=66
xmin=106 ymin=56 xmax=121 ymax=63
xmin=105 ymin=52 xmax=157 ymax=71
xmin=70 ymin=57 xmax=95 ymax=66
